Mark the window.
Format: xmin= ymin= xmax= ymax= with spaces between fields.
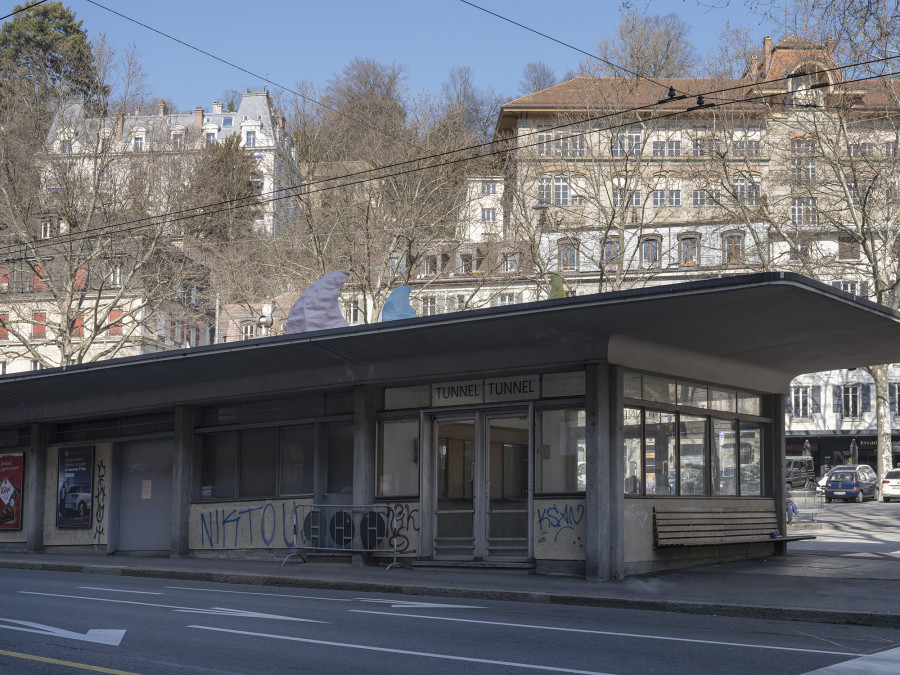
xmin=133 ymin=136 xmax=143 ymax=151
xmin=377 ymin=420 xmax=420 ymax=497
xmin=652 ymin=140 xmax=680 ymax=157
xmin=240 ymin=322 xmax=256 ymax=340
xmin=791 ymin=198 xmax=817 ymax=225
xmin=245 ymin=131 xmax=256 ymax=147
xmin=612 ymin=130 xmax=641 ymax=157
xmin=41 ymin=222 xmax=52 ymax=239
xmin=613 ymin=188 xmax=640 ymax=206
xmin=0 ymin=361 xmax=5 ymax=375
xmin=108 ymin=265 xmax=122 ymax=288
xmin=641 ymin=238 xmax=660 ymax=267
xmin=693 ymin=138 xmax=721 ymax=157
xmin=839 ymin=236 xmax=860 ymax=260
xmin=73 ymin=312 xmax=85 ymax=337
xmin=347 ymin=301 xmax=361 ymax=325
xmin=559 ymin=242 xmax=578 ymax=271
xmin=788 ymin=236 xmax=809 ymax=260
xmin=421 ymin=296 xmax=437 ymax=316
xmin=891 ymin=384 xmax=900 ymax=417
xmin=538 ymin=177 xmax=552 ymax=206
xmin=886 ymin=142 xmax=896 ymax=157
xmin=723 ymin=233 xmax=744 ymax=264
xmin=555 ymin=132 xmax=585 ymax=157
xmin=680 ymin=236 xmax=698 ymax=265
xmin=481 ymin=208 xmax=496 ymax=222
xmin=481 ymin=180 xmax=497 ymax=195
xmin=100 ymin=164 xmax=111 ymax=182
xmin=652 ymin=189 xmax=680 ymax=206
xmin=842 ymin=384 xmax=860 ymax=418
xmin=791 ymin=157 xmax=816 ymax=182
xmin=732 ymin=140 xmax=760 ymax=156
xmin=456 ymin=295 xmax=467 ymax=310
xmin=503 ymin=252 xmax=519 ymax=272
xmin=172 ymin=134 xmax=184 ymax=150
xmin=223 ymin=117 xmax=233 ymax=127
xmin=423 ymin=255 xmax=439 ymax=276
xmin=108 ymin=309 xmax=123 ymax=336
xmin=553 ymin=177 xmax=569 ymax=205
xmin=388 ymin=256 xmax=402 ymax=275
xmin=498 ymin=293 xmax=516 ymax=306
xmin=733 ymin=178 xmax=760 ymax=205
xmin=603 ymin=239 xmax=620 ymax=267
xmin=33 ymin=266 xmax=47 ymax=291
xmin=0 ymin=267 xmax=8 ymax=291
xmin=692 ymin=190 xmax=720 ymax=206
xmin=791 ymin=386 xmax=810 ymax=418
xmin=0 ymin=313 xmax=8 ymax=339
xmin=536 ymin=409 xmax=586 ymax=493
xmin=31 ymin=360 xmax=43 ymax=371
xmin=205 ymin=133 xmax=216 ymax=147
xmin=280 ymin=425 xmax=315 ymax=495
xmin=537 ymin=129 xmax=552 ymax=156
xmin=32 ymin=311 xmax=46 ymax=338
xmin=460 ymin=253 xmax=473 ymax=274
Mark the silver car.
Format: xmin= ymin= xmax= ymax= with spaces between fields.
xmin=883 ymin=469 xmax=900 ymax=503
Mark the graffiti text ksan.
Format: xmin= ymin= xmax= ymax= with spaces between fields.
xmin=536 ymin=503 xmax=585 ymax=543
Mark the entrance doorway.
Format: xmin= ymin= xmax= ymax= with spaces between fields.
xmin=433 ymin=412 xmax=530 ymax=561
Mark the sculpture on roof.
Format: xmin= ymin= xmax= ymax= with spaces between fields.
xmin=381 ymin=286 xmax=417 ymax=321
xmin=285 ymin=271 xmax=350 ymax=334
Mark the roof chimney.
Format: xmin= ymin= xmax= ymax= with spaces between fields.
xmin=212 ymin=101 xmax=223 ymax=114
xmin=158 ymin=99 xmax=168 ymax=116
xmin=763 ymin=35 xmax=772 ymax=76
xmin=194 ymin=106 xmax=204 ymax=135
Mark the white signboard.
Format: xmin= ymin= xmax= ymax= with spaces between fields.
xmin=432 ymin=375 xmax=540 ymax=406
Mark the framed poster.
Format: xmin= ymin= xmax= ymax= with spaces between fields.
xmin=57 ymin=446 xmax=93 ymax=528
xmin=0 ymin=452 xmax=24 ymax=530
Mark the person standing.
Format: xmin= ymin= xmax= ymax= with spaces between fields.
xmin=786 ymin=485 xmax=799 ymax=525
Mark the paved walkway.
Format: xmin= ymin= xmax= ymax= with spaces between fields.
xmin=2 ymin=521 xmax=898 ymax=629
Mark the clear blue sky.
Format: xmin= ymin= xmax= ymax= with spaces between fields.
xmin=64 ymin=0 xmax=781 ymax=112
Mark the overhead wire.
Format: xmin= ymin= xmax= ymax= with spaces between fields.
xmin=0 ymin=0 xmax=48 ymax=22
xmin=1 ymin=54 xmax=899 ymax=262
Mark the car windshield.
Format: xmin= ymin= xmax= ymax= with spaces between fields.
xmin=829 ymin=472 xmax=855 ymax=482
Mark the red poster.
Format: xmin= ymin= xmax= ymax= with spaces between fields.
xmin=0 ymin=452 xmax=24 ymax=530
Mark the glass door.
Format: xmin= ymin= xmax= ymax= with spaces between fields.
xmin=434 ymin=419 xmax=476 ymax=559
xmin=486 ymin=415 xmax=530 ymax=559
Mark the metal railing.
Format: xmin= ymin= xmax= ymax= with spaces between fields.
xmin=282 ymin=503 xmax=399 ymax=571
xmin=791 ymin=488 xmax=826 ymax=522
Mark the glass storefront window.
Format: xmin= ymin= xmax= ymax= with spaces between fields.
xmin=712 ymin=418 xmax=736 ymax=496
xmin=709 ymin=388 xmax=736 ymax=412
xmin=377 ymin=419 xmax=420 ymax=497
xmin=239 ymin=429 xmax=278 ymax=498
xmin=679 ymin=415 xmax=707 ymax=496
xmin=327 ymin=423 xmax=354 ymax=495
xmin=738 ymin=393 xmax=761 ymax=416
xmin=740 ymin=422 xmax=762 ymax=495
xmin=537 ymin=409 xmax=585 ymax=493
xmin=624 ymin=408 xmax=642 ymax=494
xmin=624 ymin=372 xmax=642 ymax=399
xmin=678 ymin=383 xmax=708 ymax=409
xmin=643 ymin=375 xmax=676 ymax=405
xmin=199 ymin=432 xmax=237 ymax=499
xmin=645 ymin=411 xmax=675 ymax=495
xmin=280 ymin=425 xmax=315 ymax=495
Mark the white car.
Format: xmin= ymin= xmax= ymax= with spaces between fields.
xmin=882 ymin=469 xmax=900 ymax=503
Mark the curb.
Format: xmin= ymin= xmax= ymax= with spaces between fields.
xmin=2 ymin=558 xmax=898 ymax=629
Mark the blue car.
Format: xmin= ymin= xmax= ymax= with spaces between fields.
xmin=824 ymin=465 xmax=878 ymax=503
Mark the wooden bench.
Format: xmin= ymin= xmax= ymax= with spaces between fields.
xmin=653 ymin=506 xmax=816 ymax=547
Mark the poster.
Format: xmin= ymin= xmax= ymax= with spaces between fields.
xmin=0 ymin=452 xmax=24 ymax=530
xmin=57 ymin=447 xmax=93 ymax=528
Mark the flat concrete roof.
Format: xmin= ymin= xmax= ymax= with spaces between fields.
xmin=1 ymin=273 xmax=897 ymax=426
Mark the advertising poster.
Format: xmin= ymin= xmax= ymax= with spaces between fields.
xmin=0 ymin=452 xmax=24 ymax=530
xmin=57 ymin=447 xmax=93 ymax=528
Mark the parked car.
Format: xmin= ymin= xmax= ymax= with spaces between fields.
xmin=63 ymin=484 xmax=91 ymax=517
xmin=882 ymin=469 xmax=900 ymax=503
xmin=823 ymin=465 xmax=879 ymax=503
xmin=785 ymin=456 xmax=816 ymax=489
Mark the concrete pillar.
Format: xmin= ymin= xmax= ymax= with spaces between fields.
xmin=607 ymin=366 xmax=625 ymax=580
xmin=585 ymin=363 xmax=612 ymax=580
xmin=26 ymin=424 xmax=49 ymax=553
xmin=773 ymin=393 xmax=788 ymax=554
xmin=352 ymin=385 xmax=377 ymax=565
xmin=170 ymin=406 xmax=195 ymax=557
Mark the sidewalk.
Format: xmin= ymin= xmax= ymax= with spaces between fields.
xmin=1 ymin=540 xmax=897 ymax=628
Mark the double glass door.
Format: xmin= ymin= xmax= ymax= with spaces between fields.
xmin=433 ymin=412 xmax=530 ymax=561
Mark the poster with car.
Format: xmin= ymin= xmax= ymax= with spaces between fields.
xmin=0 ymin=452 xmax=24 ymax=530
xmin=57 ymin=447 xmax=93 ymax=528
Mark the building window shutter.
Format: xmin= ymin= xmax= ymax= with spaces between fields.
xmin=811 ymin=386 xmax=821 ymax=413
xmin=861 ymin=384 xmax=872 ymax=413
xmin=109 ymin=309 xmax=124 ymax=336
xmin=832 ymin=385 xmax=843 ymax=413
xmin=74 ymin=267 xmax=86 ymax=290
xmin=73 ymin=313 xmax=85 ymax=337
xmin=0 ymin=314 xmax=8 ymax=339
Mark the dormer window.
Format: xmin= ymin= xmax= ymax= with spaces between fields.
xmin=206 ymin=132 xmax=216 ymax=146
xmin=172 ymin=134 xmax=184 ymax=150
xmin=246 ymin=131 xmax=256 ymax=147
xmin=133 ymin=136 xmax=144 ymax=151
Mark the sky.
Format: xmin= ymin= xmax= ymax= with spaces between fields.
xmin=35 ymin=0 xmax=786 ymax=112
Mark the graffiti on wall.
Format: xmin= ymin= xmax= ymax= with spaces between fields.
xmin=388 ymin=503 xmax=418 ymax=553
xmin=93 ymin=459 xmax=107 ymax=542
xmin=536 ymin=502 xmax=585 ymax=548
xmin=198 ymin=502 xmax=300 ymax=549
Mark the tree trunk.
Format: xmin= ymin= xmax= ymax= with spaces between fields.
xmin=871 ymin=364 xmax=892 ymax=500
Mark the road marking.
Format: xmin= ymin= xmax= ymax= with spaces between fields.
xmin=804 ymin=645 xmax=900 ymax=673
xmin=166 ymin=586 xmax=353 ymax=601
xmin=188 ymin=625 xmax=613 ymax=674
xmin=19 ymin=591 xmax=324 ymax=623
xmin=79 ymin=586 xmax=162 ymax=595
xmin=0 ymin=649 xmax=138 ymax=674
xmin=349 ymin=611 xmax=860 ymax=657
xmin=356 ymin=599 xmax=485 ymax=609
xmin=0 ymin=619 xmax=125 ymax=646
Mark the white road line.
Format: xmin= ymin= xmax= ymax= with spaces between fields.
xmin=348 ymin=610 xmax=860 ymax=657
xmin=188 ymin=625 xmax=613 ymax=675
xmin=165 ymin=586 xmax=352 ymax=602
xmin=804 ymin=645 xmax=900 ymax=673
xmin=78 ymin=586 xmax=162 ymax=595
xmin=18 ymin=591 xmax=324 ymax=623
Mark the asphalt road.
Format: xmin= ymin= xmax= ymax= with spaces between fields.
xmin=1 ymin=568 xmax=899 ymax=674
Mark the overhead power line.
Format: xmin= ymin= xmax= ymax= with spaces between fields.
xmin=1 ymin=57 xmax=898 ymax=261
xmin=0 ymin=0 xmax=49 ymax=22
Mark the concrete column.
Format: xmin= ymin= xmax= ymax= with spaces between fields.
xmin=607 ymin=366 xmax=625 ymax=580
xmin=773 ymin=393 xmax=788 ymax=553
xmin=584 ymin=363 xmax=612 ymax=580
xmin=170 ymin=406 xmax=195 ymax=557
xmin=352 ymin=385 xmax=377 ymax=565
xmin=26 ymin=424 xmax=49 ymax=553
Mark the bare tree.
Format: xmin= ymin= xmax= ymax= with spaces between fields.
xmin=596 ymin=8 xmax=699 ymax=79
xmin=519 ymin=61 xmax=558 ymax=96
